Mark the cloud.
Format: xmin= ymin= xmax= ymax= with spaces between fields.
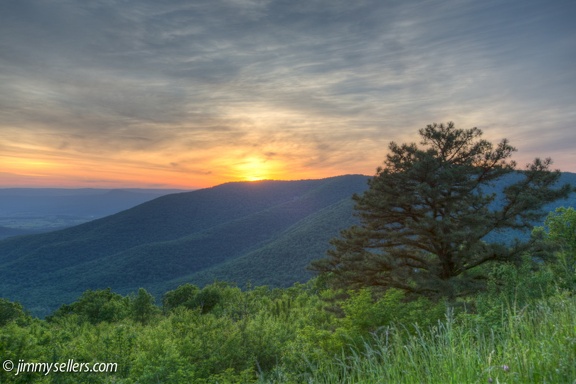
xmin=1 ymin=0 xmax=575 ymax=187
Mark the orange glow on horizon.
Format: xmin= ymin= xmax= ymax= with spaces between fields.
xmin=4 ymin=141 xmax=572 ymax=190
xmin=5 ymin=126 xmax=573 ymax=190
xmin=0 ymin=146 xmax=353 ymax=189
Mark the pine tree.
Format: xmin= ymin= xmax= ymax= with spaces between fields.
xmin=310 ymin=122 xmax=571 ymax=300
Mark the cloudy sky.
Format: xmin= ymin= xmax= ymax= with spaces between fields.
xmin=1 ymin=0 xmax=574 ymax=188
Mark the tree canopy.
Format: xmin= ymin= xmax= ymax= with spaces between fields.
xmin=310 ymin=122 xmax=571 ymax=300
xmin=534 ymin=207 xmax=576 ymax=290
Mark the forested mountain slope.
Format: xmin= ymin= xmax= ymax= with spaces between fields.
xmin=0 ymin=173 xmax=574 ymax=317
xmin=0 ymin=175 xmax=369 ymax=316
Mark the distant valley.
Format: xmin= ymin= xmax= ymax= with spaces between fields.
xmin=0 ymin=188 xmax=186 ymax=239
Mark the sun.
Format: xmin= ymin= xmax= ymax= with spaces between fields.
xmin=237 ymin=157 xmax=271 ymax=181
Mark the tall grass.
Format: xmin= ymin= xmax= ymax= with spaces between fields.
xmin=307 ymin=294 xmax=576 ymax=384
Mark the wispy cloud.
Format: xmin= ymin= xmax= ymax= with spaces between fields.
xmin=1 ymin=0 xmax=574 ymax=187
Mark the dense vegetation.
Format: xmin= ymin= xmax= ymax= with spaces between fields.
xmin=1 ymin=205 xmax=575 ymax=382
xmin=1 ymin=212 xmax=575 ymax=383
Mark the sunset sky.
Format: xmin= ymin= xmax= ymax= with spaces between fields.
xmin=1 ymin=0 xmax=575 ymax=189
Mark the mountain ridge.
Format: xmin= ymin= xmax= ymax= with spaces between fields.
xmin=1 ymin=172 xmax=574 ymax=317
xmin=0 ymin=175 xmax=370 ymax=316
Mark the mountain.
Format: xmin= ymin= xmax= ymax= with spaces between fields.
xmin=150 ymin=197 xmax=359 ymax=293
xmin=0 ymin=175 xmax=369 ymax=316
xmin=0 ymin=173 xmax=574 ymax=317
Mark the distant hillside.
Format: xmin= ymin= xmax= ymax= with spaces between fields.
xmin=0 ymin=173 xmax=574 ymax=317
xmin=150 ymin=197 xmax=359 ymax=294
xmin=0 ymin=175 xmax=369 ymax=316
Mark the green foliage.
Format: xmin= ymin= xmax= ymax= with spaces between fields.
xmin=162 ymin=283 xmax=200 ymax=312
xmin=47 ymin=288 xmax=129 ymax=324
xmin=311 ymin=122 xmax=571 ymax=301
xmin=0 ymin=298 xmax=28 ymax=326
xmin=308 ymin=293 xmax=576 ymax=384
xmin=192 ymin=285 xmax=223 ymax=314
xmin=130 ymin=288 xmax=160 ymax=324
xmin=338 ymin=288 xmax=445 ymax=338
xmin=457 ymin=256 xmax=559 ymax=332
xmin=130 ymin=322 xmax=197 ymax=383
xmin=2 ymin=261 xmax=576 ymax=383
xmin=3 ymin=203 xmax=576 ymax=383
xmin=534 ymin=206 xmax=576 ymax=289
xmin=543 ymin=206 xmax=576 ymax=251
xmin=163 ymin=283 xmax=223 ymax=314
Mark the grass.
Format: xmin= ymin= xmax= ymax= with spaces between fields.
xmin=305 ymin=294 xmax=576 ymax=384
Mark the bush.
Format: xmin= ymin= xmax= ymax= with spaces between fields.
xmin=0 ymin=298 xmax=28 ymax=326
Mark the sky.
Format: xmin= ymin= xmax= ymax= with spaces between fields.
xmin=1 ymin=0 xmax=575 ymax=189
